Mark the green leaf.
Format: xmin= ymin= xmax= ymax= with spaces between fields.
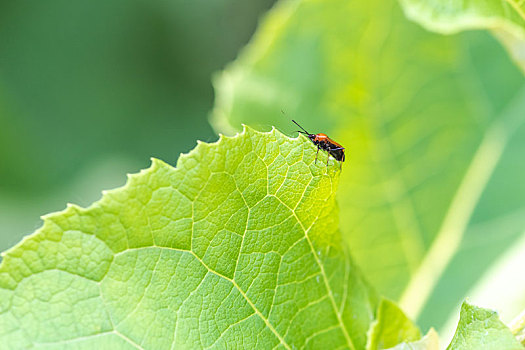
xmin=510 ymin=309 xmax=525 ymax=345
xmin=396 ymin=0 xmax=525 ymax=72
xmin=211 ymin=0 xmax=525 ymax=329
xmin=397 ymin=0 xmax=525 ymax=35
xmin=385 ymin=329 xmax=439 ymax=350
xmin=0 ymin=127 xmax=382 ymax=349
xmin=366 ymin=299 xmax=421 ymax=350
xmin=446 ymin=303 xmax=523 ymax=350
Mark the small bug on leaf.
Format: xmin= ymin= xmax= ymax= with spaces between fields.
xmin=292 ymin=119 xmax=345 ymax=169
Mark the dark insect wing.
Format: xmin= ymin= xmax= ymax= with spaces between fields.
xmin=328 ymin=147 xmax=345 ymax=162
xmin=324 ymin=139 xmax=344 ymax=161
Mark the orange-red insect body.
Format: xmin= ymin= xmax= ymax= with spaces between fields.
xmin=292 ymin=120 xmax=345 ymax=169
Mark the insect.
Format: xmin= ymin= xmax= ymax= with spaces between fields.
xmin=292 ymin=119 xmax=345 ymax=169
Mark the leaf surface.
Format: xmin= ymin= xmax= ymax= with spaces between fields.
xmin=211 ymin=0 xmax=525 ymax=329
xmin=0 ymin=128 xmax=380 ymax=349
xmin=446 ymin=303 xmax=523 ymax=350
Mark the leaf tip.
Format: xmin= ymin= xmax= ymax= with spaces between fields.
xmin=66 ymin=202 xmax=80 ymax=210
xmin=150 ymin=158 xmax=171 ymax=172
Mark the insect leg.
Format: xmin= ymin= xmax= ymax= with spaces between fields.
xmin=326 ymin=154 xmax=330 ymax=168
xmin=315 ymin=146 xmax=320 ymax=164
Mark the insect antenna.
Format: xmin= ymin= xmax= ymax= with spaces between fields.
xmin=292 ymin=120 xmax=311 ymax=135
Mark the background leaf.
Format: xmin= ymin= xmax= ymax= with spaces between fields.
xmin=367 ymin=299 xmax=421 ymax=350
xmin=0 ymin=128 xmax=387 ymax=349
xmin=446 ymin=303 xmax=523 ymax=350
xmin=211 ymin=0 xmax=525 ymax=333
xmin=397 ymin=0 xmax=525 ymax=72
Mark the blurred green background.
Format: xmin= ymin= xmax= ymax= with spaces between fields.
xmin=0 ymin=0 xmax=275 ymax=250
